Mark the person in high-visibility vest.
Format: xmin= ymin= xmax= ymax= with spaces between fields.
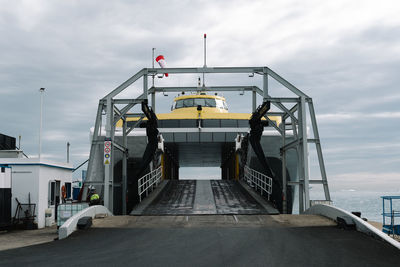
xmin=89 ymin=187 xmax=100 ymax=206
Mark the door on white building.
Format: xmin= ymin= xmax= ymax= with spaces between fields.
xmin=48 ymin=180 xmax=61 ymax=222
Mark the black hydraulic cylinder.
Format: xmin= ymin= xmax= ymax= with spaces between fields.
xmin=249 ymin=101 xmax=284 ymax=212
xmin=249 ymin=101 xmax=275 ymax=178
xmin=136 ymin=101 xmax=159 ymax=178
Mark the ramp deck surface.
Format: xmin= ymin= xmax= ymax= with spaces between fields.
xmin=134 ymin=180 xmax=277 ymax=215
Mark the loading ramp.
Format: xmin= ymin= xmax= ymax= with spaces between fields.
xmin=131 ymin=180 xmax=278 ymax=215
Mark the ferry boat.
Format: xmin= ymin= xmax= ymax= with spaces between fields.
xmin=110 ymin=92 xmax=296 ymax=214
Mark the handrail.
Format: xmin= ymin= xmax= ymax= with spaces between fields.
xmin=381 ymin=196 xmax=400 ymax=236
xmin=243 ymin=165 xmax=272 ymax=200
xmin=138 ymin=166 xmax=162 ymax=202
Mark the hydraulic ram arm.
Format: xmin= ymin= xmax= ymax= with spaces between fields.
xmin=249 ymin=101 xmax=285 ymax=212
xmin=249 ymin=101 xmax=270 ymax=124
xmin=249 ymin=101 xmax=274 ymax=178
xmin=136 ymin=101 xmax=159 ymax=178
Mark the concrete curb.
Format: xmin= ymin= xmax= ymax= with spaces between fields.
xmin=305 ymin=204 xmax=400 ymax=250
xmin=58 ymin=205 xmax=113 ymax=240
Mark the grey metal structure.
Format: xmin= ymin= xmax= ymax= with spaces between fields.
xmin=84 ymin=66 xmax=330 ymax=214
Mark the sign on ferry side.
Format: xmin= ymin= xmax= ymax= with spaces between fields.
xmin=104 ymin=140 xmax=111 ymax=165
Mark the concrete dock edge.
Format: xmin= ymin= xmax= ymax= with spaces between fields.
xmin=306 ymin=204 xmax=400 ymax=250
xmin=58 ymin=205 xmax=113 ymax=240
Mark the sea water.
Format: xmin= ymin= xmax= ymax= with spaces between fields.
xmin=294 ymin=190 xmax=400 ymax=223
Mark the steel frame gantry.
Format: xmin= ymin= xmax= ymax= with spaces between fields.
xmin=86 ymin=66 xmax=330 ymax=214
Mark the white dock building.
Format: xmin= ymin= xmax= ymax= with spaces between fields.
xmin=0 ymin=156 xmax=73 ymax=229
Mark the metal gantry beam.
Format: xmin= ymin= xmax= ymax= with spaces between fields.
xmin=103 ymin=66 xmax=308 ymax=100
xmin=263 ymin=68 xmax=268 ymax=100
xmin=84 ymin=65 xmax=330 ymax=214
xmin=148 ymin=86 xmax=258 ymax=93
xmin=300 ymin=96 xmax=310 ymax=211
xmin=308 ymin=100 xmax=331 ymax=201
xmin=252 ymin=89 xmax=257 ymax=112
xmin=282 ymin=118 xmax=287 ymax=214
xmin=104 ymin=97 xmax=112 ymax=210
xmin=122 ymin=118 xmax=128 ymax=215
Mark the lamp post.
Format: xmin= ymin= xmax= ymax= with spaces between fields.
xmin=67 ymin=142 xmax=70 ymax=163
xmin=39 ymin=87 xmax=45 ymax=160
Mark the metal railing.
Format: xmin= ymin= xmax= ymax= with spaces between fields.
xmin=138 ymin=166 xmax=162 ymax=202
xmin=243 ymin=165 xmax=272 ymax=200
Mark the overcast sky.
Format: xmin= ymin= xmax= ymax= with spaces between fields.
xmin=1 ymin=0 xmax=399 ymax=192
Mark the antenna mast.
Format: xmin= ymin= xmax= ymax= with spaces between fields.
xmin=152 ymin=47 xmax=155 ymax=87
xmin=202 ymin=33 xmax=207 ymax=87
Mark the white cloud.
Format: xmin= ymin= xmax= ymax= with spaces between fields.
xmin=1 ymin=0 xmax=400 ymax=192
xmin=323 ymin=142 xmax=400 ymax=154
xmin=317 ymin=112 xmax=400 ymax=122
xmin=43 ymin=130 xmax=68 ymax=142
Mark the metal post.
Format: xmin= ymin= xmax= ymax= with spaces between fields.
xmin=382 ymin=199 xmax=385 ymax=225
xmin=109 ymin=114 xmax=115 ymax=213
xmin=152 ymin=48 xmax=155 ymax=87
xmin=86 ymin=103 xmax=103 ymax=200
xmin=203 ymin=33 xmax=207 ymax=86
xmin=203 ymin=34 xmax=207 ymax=68
xmin=122 ymin=118 xmax=127 ymax=215
xmin=152 ymin=92 xmax=156 ymax=112
xmin=297 ymin=99 xmax=304 ymax=214
xmin=263 ymin=69 xmax=268 ymax=101
xmin=104 ymin=97 xmax=112 ymax=211
xmin=252 ymin=89 xmax=257 ymax=112
xmin=143 ymin=74 xmax=148 ymax=98
xmin=300 ymin=96 xmax=310 ymax=210
xmin=152 ymin=48 xmax=155 ymax=110
xmin=282 ymin=119 xmax=287 ymax=214
xmin=308 ymin=101 xmax=331 ymax=201
xmin=67 ymin=142 xmax=70 ymax=163
xmin=39 ymin=88 xmax=45 ymax=160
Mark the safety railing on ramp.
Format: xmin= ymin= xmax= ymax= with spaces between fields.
xmin=243 ymin=165 xmax=272 ymax=200
xmin=138 ymin=166 xmax=162 ymax=202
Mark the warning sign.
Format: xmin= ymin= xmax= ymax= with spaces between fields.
xmin=104 ymin=141 xmax=112 ymax=165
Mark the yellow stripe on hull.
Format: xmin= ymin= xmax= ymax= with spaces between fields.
xmin=116 ymin=112 xmax=281 ymax=127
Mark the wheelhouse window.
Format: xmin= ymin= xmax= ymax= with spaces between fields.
xmin=173 ymin=98 xmax=226 ymax=110
xmin=183 ymin=99 xmax=194 ymax=107
xmin=175 ymin=100 xmax=184 ymax=109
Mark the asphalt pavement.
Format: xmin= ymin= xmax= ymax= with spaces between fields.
xmin=0 ymin=217 xmax=399 ymax=267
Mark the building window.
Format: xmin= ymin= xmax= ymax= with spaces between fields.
xmin=49 ymin=181 xmax=55 ymax=205
xmin=65 ymin=182 xmax=72 ymax=199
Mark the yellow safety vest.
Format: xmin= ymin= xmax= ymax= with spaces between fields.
xmin=90 ymin=194 xmax=100 ymax=201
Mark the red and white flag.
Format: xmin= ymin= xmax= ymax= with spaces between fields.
xmin=156 ymin=55 xmax=168 ymax=77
